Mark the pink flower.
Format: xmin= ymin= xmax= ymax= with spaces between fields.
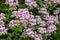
xmin=18 ymin=8 xmax=30 ymax=20
xmin=54 ymin=15 xmax=59 ymax=24
xmin=36 ymin=16 xmax=42 ymax=24
xmin=45 ymin=15 xmax=59 ymax=24
xmin=30 ymin=1 xmax=38 ymax=7
xmin=29 ymin=14 xmax=34 ymax=19
xmin=5 ymin=0 xmax=19 ymax=6
xmin=38 ymin=27 xmax=47 ymax=33
xmin=23 ymin=28 xmax=34 ymax=37
xmin=29 ymin=19 xmax=36 ymax=25
xmin=0 ymin=13 xmax=5 ymax=20
xmin=9 ymin=20 xmax=19 ymax=27
xmin=22 ymin=14 xmax=30 ymax=20
xmin=53 ymin=10 xmax=59 ymax=14
xmin=38 ymin=7 xmax=49 ymax=14
xmin=35 ymin=34 xmax=42 ymax=40
xmin=53 ymin=8 xmax=60 ymax=14
xmin=12 ymin=11 xmax=21 ymax=18
xmin=25 ymin=0 xmax=37 ymax=7
xmin=39 ymin=21 xmax=46 ymax=26
xmin=44 ymin=14 xmax=49 ymax=20
xmin=0 ymin=20 xmax=4 ymax=27
xmin=48 ymin=24 xmax=56 ymax=32
xmin=0 ymin=27 xmax=8 ymax=34
xmin=18 ymin=8 xmax=29 ymax=15
xmin=44 ymin=15 xmax=55 ymax=21
xmin=22 ymin=22 xmax=28 ymax=28
xmin=46 ymin=20 xmax=54 ymax=24
xmin=8 ymin=0 xmax=14 ymax=6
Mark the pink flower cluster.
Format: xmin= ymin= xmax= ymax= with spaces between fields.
xmin=44 ymin=15 xmax=59 ymax=24
xmin=4 ymin=0 xmax=60 ymax=39
xmin=37 ymin=24 xmax=56 ymax=34
xmin=23 ymin=28 xmax=42 ymax=40
xmin=0 ymin=13 xmax=8 ymax=34
xmin=11 ymin=8 xmax=36 ymax=27
xmin=10 ymin=8 xmax=57 ymax=40
xmin=37 ymin=6 xmax=58 ymax=34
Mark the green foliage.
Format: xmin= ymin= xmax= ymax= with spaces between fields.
xmin=0 ymin=3 xmax=9 ymax=12
xmin=17 ymin=4 xmax=27 ymax=9
xmin=36 ymin=0 xmax=44 ymax=6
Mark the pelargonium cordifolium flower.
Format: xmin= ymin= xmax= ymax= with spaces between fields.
xmin=0 ymin=27 xmax=8 ymax=34
xmin=5 ymin=0 xmax=18 ymax=7
xmin=9 ymin=20 xmax=19 ymax=27
xmin=0 ymin=13 xmax=5 ymax=20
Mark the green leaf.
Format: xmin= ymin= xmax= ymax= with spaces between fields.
xmin=36 ymin=0 xmax=43 ymax=6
